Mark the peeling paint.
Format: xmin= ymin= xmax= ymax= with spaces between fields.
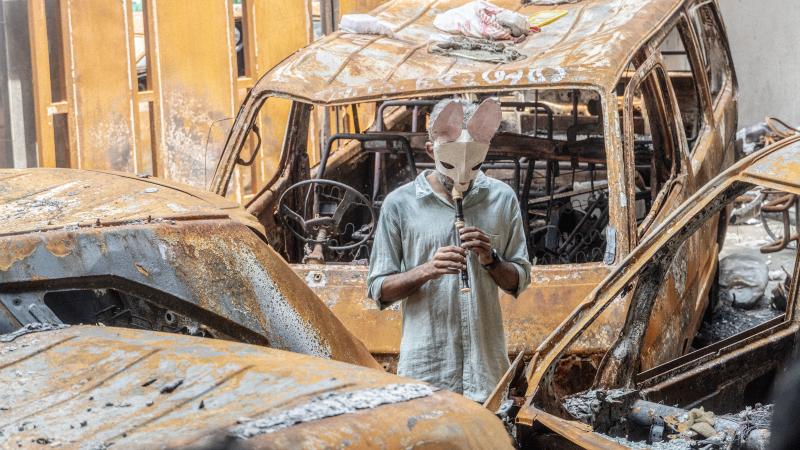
xmin=44 ymin=233 xmax=78 ymax=257
xmin=230 ymin=383 xmax=435 ymax=438
xmin=0 ymin=238 xmax=39 ymax=271
xmin=0 ymin=323 xmax=69 ymax=343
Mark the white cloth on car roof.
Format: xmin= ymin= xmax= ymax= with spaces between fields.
xmin=433 ymin=1 xmax=529 ymax=41
xmin=339 ymin=14 xmax=396 ymax=38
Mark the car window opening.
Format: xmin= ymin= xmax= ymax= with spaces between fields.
xmin=271 ymin=89 xmax=621 ymax=267
xmin=659 ymin=22 xmax=704 ymax=150
xmin=691 ymin=2 xmax=733 ymax=103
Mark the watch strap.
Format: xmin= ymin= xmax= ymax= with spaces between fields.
xmin=482 ymin=249 xmax=501 ymax=270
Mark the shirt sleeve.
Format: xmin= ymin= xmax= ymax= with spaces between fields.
xmin=366 ymin=199 xmax=403 ymax=309
xmin=501 ymin=195 xmax=532 ymax=298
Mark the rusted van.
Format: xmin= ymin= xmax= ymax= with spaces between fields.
xmin=211 ymin=0 xmax=739 ymax=375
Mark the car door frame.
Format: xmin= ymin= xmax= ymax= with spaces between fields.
xmin=622 ymin=50 xmax=707 ymax=368
xmin=649 ymin=9 xmax=728 ymax=344
xmin=622 ymin=53 xmax=693 ymax=246
xmin=636 ymin=206 xmax=799 ymax=413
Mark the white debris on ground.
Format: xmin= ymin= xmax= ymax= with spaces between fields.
xmin=718 ymin=251 xmax=769 ymax=309
xmin=696 ymin=218 xmax=794 ymax=345
xmin=611 ymin=437 xmax=696 ymax=450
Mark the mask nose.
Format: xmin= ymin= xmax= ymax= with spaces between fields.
xmin=456 ymin=171 xmax=470 ymax=188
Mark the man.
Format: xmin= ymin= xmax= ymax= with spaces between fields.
xmin=367 ymin=98 xmax=531 ymax=403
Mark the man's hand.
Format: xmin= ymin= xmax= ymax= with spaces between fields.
xmin=421 ymin=246 xmax=467 ymax=280
xmin=379 ymin=246 xmax=466 ymax=304
xmin=459 ymin=227 xmax=493 ymax=265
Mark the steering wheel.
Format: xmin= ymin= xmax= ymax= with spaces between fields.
xmin=277 ymin=179 xmax=376 ymax=252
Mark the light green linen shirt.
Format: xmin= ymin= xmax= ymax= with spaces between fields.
xmin=367 ymin=170 xmax=531 ymax=402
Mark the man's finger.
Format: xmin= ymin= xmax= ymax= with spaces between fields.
xmin=439 ymin=245 xmax=466 ymax=255
xmin=433 ymin=255 xmax=467 ymax=267
xmin=434 ymin=266 xmax=461 ymax=275
xmin=461 ymin=240 xmax=491 ymax=251
xmin=436 ymin=249 xmax=466 ymax=259
xmin=434 ymin=260 xmax=466 ymax=269
xmin=459 ymin=231 xmax=491 ymax=243
xmin=438 ymin=257 xmax=467 ymax=267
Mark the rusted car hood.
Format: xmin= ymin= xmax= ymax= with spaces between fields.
xmin=0 ymin=325 xmax=512 ymax=449
xmin=0 ymin=168 xmax=263 ymax=236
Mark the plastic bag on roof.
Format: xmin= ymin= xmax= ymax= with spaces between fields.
xmin=433 ymin=1 xmax=530 ymax=41
xmin=339 ymin=14 xmax=396 ymax=38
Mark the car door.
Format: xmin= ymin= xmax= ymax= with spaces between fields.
xmin=656 ymin=12 xmax=726 ymax=342
xmin=622 ymin=53 xmax=699 ymax=370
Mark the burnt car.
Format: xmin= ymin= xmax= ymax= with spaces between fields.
xmin=0 ymin=168 xmax=512 ymax=448
xmin=210 ymin=0 xmax=740 ymax=372
xmin=0 ymin=325 xmax=512 ymax=448
xmin=0 ymin=168 xmax=378 ymax=368
xmin=485 ymin=135 xmax=800 ymax=448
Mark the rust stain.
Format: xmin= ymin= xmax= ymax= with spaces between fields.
xmin=134 ymin=262 xmax=150 ymax=277
xmin=0 ymin=237 xmax=39 ymax=271
xmin=44 ymin=233 xmax=77 ymax=257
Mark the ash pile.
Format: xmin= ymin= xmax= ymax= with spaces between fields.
xmin=563 ymin=389 xmax=772 ymax=449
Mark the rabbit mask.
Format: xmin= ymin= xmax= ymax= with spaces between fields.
xmin=429 ymin=98 xmax=502 ymax=193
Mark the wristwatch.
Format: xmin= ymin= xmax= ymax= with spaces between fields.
xmin=482 ymin=248 xmax=501 ymax=270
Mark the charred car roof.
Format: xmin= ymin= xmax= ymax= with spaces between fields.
xmin=0 ymin=324 xmax=513 ymax=448
xmin=256 ymin=0 xmax=683 ymax=105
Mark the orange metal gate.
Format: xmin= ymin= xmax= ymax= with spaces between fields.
xmin=26 ymin=0 xmax=386 ymax=201
xmin=26 ymin=0 xmax=314 ymax=202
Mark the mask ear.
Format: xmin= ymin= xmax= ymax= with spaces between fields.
xmin=429 ymin=100 xmax=464 ymax=143
xmin=466 ymin=98 xmax=502 ymax=144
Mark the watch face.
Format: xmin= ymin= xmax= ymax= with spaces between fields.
xmin=484 ymin=249 xmax=500 ymax=268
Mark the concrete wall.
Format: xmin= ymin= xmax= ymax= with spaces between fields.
xmin=719 ymin=0 xmax=800 ymax=127
xmin=0 ymin=0 xmax=37 ymax=168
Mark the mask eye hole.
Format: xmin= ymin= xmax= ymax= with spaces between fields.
xmin=471 ymin=163 xmax=482 ymax=171
xmin=440 ymin=162 xmax=455 ymax=169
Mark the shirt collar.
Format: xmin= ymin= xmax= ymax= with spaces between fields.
xmin=414 ymin=169 xmax=491 ymax=200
